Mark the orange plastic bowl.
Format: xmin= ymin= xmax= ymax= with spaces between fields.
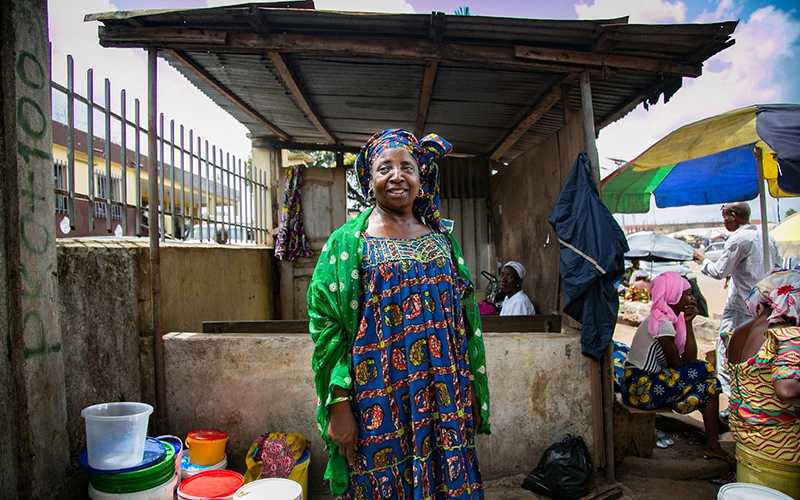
xmin=185 ymin=430 xmax=228 ymax=466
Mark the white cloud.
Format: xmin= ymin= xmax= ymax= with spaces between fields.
xmin=588 ymin=5 xmax=800 ymax=223
xmin=205 ymin=0 xmax=415 ymax=13
xmin=695 ymin=0 xmax=741 ymax=23
xmin=574 ymin=0 xmax=686 ymax=23
xmin=313 ymin=0 xmax=414 ymax=12
xmin=49 ymin=0 xmax=251 ymax=160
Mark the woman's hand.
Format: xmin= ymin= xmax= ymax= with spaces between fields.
xmin=471 ymin=384 xmax=483 ymax=430
xmin=684 ymin=303 xmax=699 ymax=323
xmin=327 ymin=401 xmax=359 ymax=467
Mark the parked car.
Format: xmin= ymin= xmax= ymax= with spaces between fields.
xmin=185 ymin=224 xmax=254 ymax=244
xmin=704 ymin=241 xmax=726 ymax=262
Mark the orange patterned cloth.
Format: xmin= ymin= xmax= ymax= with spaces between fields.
xmin=727 ymin=326 xmax=800 ymax=464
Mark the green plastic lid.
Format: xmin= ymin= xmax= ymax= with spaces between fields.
xmin=90 ymin=442 xmax=175 ymax=494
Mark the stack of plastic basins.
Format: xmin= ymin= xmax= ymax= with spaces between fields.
xmin=85 ymin=439 xmax=177 ymax=499
xmin=80 ymin=402 xmax=178 ymax=499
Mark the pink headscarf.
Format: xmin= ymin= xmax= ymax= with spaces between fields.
xmin=648 ymin=272 xmax=691 ymax=354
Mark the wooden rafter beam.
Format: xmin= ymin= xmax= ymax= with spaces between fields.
xmin=490 ymin=84 xmax=563 ymax=162
xmin=514 ymin=45 xmax=701 ymax=77
xmin=270 ymin=141 xmax=360 ymax=153
xmin=101 ymin=28 xmax=707 ymax=77
xmin=415 ymin=61 xmax=438 ymax=138
xmin=99 ymin=28 xmax=609 ymax=74
xmin=267 ymin=51 xmax=335 ymax=143
xmin=165 ymin=49 xmax=290 ymax=140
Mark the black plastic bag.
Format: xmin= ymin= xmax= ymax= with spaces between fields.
xmin=521 ymin=434 xmax=592 ymax=499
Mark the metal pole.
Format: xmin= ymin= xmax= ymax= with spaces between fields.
xmin=262 ymin=169 xmax=268 ymax=245
xmin=212 ymin=145 xmax=218 ymax=239
xmin=214 ymin=148 xmax=227 ymax=240
xmin=238 ymin=158 xmax=244 ymax=243
xmin=205 ymin=140 xmax=211 ymax=240
xmin=87 ymin=68 xmax=95 ymax=231
xmin=227 ymin=152 xmax=233 ymax=241
xmin=170 ymin=119 xmax=176 ymax=238
xmin=256 ymin=170 xmax=262 ymax=244
xmin=120 ymin=89 xmax=128 ymax=235
xmin=104 ymin=78 xmax=112 ymax=232
xmin=66 ymin=55 xmax=76 ymax=228
xmin=189 ymin=129 xmax=195 ymax=238
xmin=159 ymin=114 xmax=165 ymax=240
xmin=180 ymin=125 xmax=185 ymax=239
xmin=756 ymin=148 xmax=772 ymax=274
xmin=147 ymin=48 xmax=166 ymax=434
xmin=135 ymin=98 xmax=142 ymax=236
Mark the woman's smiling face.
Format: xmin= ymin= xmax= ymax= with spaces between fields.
xmin=370 ymin=147 xmax=421 ymax=212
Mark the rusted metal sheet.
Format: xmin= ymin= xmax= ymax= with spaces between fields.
xmin=89 ymin=6 xmax=737 ymax=161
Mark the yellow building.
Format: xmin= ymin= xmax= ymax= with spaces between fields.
xmin=52 ymin=121 xmax=240 ymax=239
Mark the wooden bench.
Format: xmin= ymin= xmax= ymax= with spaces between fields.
xmin=613 ymin=393 xmax=657 ymax=460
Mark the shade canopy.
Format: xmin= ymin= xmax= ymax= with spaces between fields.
xmin=773 ymin=213 xmax=800 ymax=244
xmin=602 ymin=105 xmax=800 ymax=214
xmin=87 ymin=3 xmax=737 ymax=163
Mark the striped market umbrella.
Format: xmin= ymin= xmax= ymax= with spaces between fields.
xmin=601 ymin=104 xmax=800 ymax=214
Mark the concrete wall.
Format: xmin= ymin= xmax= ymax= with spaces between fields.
xmin=57 ymin=240 xmax=149 ymax=472
xmin=2 ymin=0 xmax=71 ymax=496
xmin=489 ymin=106 xmax=586 ymax=314
xmin=54 ymin=239 xmax=275 ymax=488
xmin=163 ymin=329 xmax=593 ymax=494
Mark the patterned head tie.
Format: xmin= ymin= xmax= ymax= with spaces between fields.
xmin=745 ymin=269 xmax=800 ymax=325
xmin=355 ymin=128 xmax=453 ymax=232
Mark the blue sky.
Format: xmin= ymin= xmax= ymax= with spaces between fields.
xmin=53 ymin=0 xmax=800 ymax=223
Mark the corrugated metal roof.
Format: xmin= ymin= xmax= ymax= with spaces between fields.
xmin=89 ymin=5 xmax=737 ymax=162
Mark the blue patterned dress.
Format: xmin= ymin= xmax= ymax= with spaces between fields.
xmin=344 ymin=232 xmax=483 ymax=499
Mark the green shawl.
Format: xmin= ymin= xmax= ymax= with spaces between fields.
xmin=307 ymin=207 xmax=491 ymax=495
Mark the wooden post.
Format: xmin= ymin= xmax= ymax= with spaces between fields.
xmin=580 ymin=71 xmax=601 ymax=184
xmin=147 ymin=48 xmax=166 ymax=433
xmin=580 ymin=70 xmax=615 ymax=483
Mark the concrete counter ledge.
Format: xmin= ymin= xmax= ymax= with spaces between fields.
xmin=202 ymin=315 xmax=562 ymax=334
xmin=164 ymin=324 xmax=592 ymax=494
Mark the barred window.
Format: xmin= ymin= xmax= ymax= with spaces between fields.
xmin=94 ymin=171 xmax=123 ymax=220
xmin=53 ymin=161 xmax=68 ymax=214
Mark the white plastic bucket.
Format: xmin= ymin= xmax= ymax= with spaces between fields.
xmin=233 ymin=478 xmax=302 ymax=500
xmin=717 ymin=482 xmax=793 ymax=500
xmin=88 ymin=473 xmax=177 ymax=500
xmin=81 ymin=402 xmax=153 ymax=470
xmin=180 ymin=450 xmax=227 ymax=479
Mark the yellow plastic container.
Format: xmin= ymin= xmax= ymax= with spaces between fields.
xmin=185 ymin=430 xmax=228 ymax=466
xmin=287 ymin=450 xmax=310 ymax=500
xmin=736 ymin=443 xmax=800 ymax=499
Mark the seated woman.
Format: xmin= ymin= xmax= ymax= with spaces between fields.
xmin=725 ymin=270 xmax=800 ymax=498
xmin=499 ymin=261 xmax=536 ymax=316
xmin=624 ymin=271 xmax=651 ymax=303
xmin=621 ymin=272 xmax=729 ymax=461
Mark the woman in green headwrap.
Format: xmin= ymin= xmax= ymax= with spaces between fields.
xmin=307 ymin=129 xmax=490 ymax=498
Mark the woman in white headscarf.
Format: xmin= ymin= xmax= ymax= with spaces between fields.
xmin=499 ymin=261 xmax=536 ymax=316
